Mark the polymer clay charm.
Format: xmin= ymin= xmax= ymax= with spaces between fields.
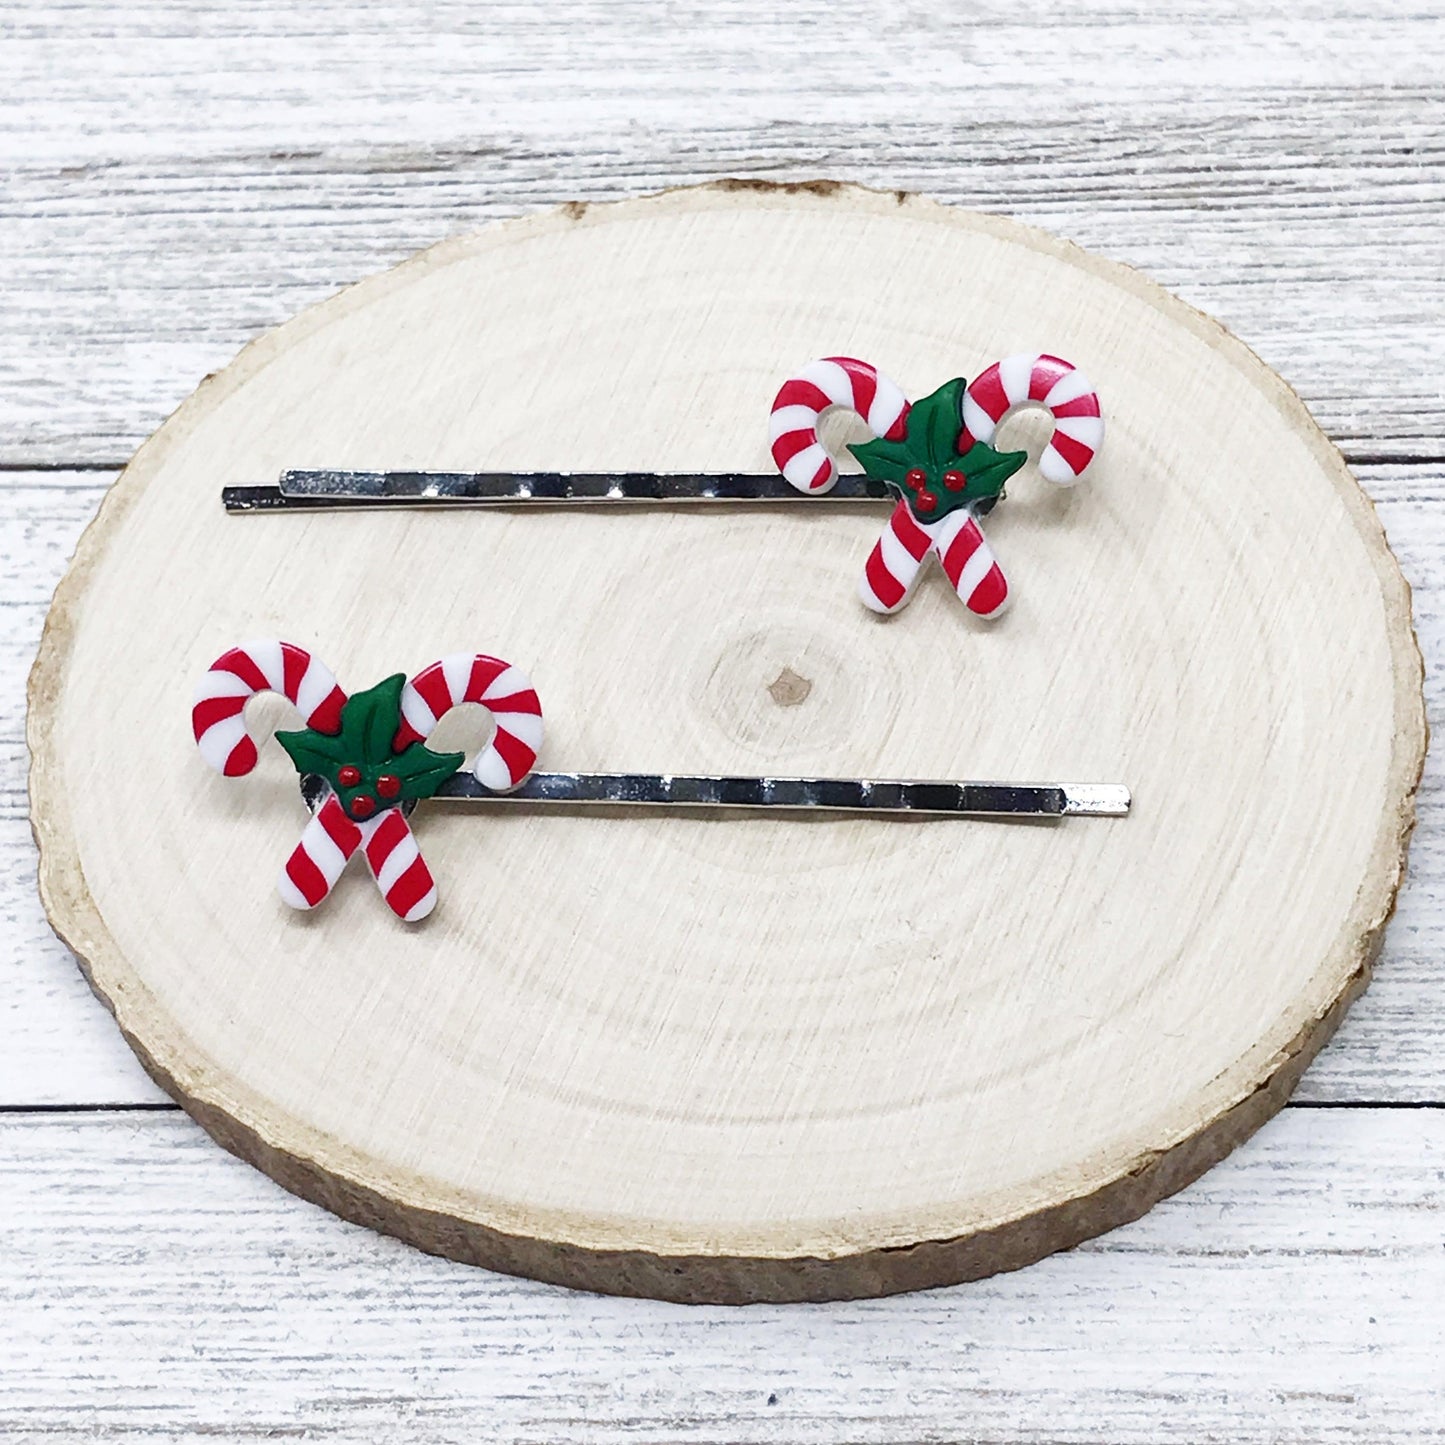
xmin=768 ymin=354 xmax=1103 ymax=616
xmin=766 ymin=357 xmax=911 ymax=492
xmin=193 ymin=641 xmax=542 ymax=921
xmin=193 ymin=640 xmax=1129 ymax=922
xmin=221 ymin=352 xmax=1102 ymax=621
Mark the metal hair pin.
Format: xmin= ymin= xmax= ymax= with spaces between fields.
xmin=222 ymin=353 xmax=1104 ymax=620
xmin=193 ymin=642 xmax=1130 ymax=923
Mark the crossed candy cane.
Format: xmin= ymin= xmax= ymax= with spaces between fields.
xmin=192 ymin=642 xmax=543 ymax=921
xmin=769 ymin=354 xmax=1103 ymax=616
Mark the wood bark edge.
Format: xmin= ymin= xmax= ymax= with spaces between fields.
xmin=27 ymin=181 xmax=1427 ymax=1303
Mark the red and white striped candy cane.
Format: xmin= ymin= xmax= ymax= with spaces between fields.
xmin=277 ymin=792 xmax=362 ymax=912
xmin=357 ymin=807 xmax=438 ymax=923
xmin=344 ymin=651 xmax=545 ymax=920
xmin=858 ymin=503 xmax=1009 ymax=618
xmin=858 ymin=500 xmax=934 ymax=614
xmin=194 ymin=641 xmax=448 ymax=922
xmin=960 ymin=353 xmax=1103 ymax=485
xmin=281 ymin=804 xmax=437 ymax=922
xmin=769 ymin=357 xmax=910 ymax=492
xmin=278 ymin=791 xmax=437 ymax=922
xmin=928 ymin=508 xmax=1010 ymax=618
xmin=192 ymin=639 xmax=347 ymax=777
xmin=395 ymin=653 xmax=543 ymax=793
xmin=192 ymin=640 xmax=363 ymax=914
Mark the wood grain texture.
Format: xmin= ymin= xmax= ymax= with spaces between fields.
xmin=4 ymin=0 xmax=1443 ymax=1430
xmin=4 ymin=465 xmax=1442 ymax=1109
xmin=26 ymin=185 xmax=1425 ymax=1300
xmin=2 ymin=1106 xmax=1442 ymax=1442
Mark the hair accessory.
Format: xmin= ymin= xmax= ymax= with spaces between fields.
xmin=770 ymin=355 xmax=1102 ymax=616
xmin=221 ymin=353 xmax=1102 ymax=619
xmin=193 ymin=641 xmax=1130 ymax=922
xmin=193 ymin=641 xmax=542 ymax=921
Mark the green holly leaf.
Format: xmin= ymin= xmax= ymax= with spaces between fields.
xmin=275 ymin=726 xmax=350 ymax=778
xmin=846 ymin=433 xmax=915 ymax=487
xmin=919 ymin=377 xmax=966 ymax=471
xmin=275 ymin=672 xmax=465 ymax=819
xmin=337 ymin=673 xmax=409 ymax=767
xmin=846 ymin=377 xmax=1029 ymax=523
xmin=389 ymin=742 xmax=467 ymax=803
xmin=959 ymin=442 xmax=1029 ymax=500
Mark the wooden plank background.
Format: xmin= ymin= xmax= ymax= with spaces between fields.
xmin=2 ymin=2 xmax=1442 ymax=1437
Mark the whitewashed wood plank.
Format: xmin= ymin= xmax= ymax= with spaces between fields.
xmin=0 ymin=816 xmax=168 ymax=1104
xmin=0 ymin=5 xmax=1441 ymax=464
xmin=1 ymin=466 xmax=1440 ymax=1106
xmin=1 ymin=471 xmax=182 ymax=1104
xmin=6 ymin=1 xmax=1441 ymax=157
xmin=4 ymin=124 xmax=1440 ymax=465
xmin=0 ymin=1105 xmax=1441 ymax=1442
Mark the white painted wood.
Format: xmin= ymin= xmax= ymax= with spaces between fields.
xmin=1 ymin=1106 xmax=1441 ymax=1441
xmin=3 ymin=466 xmax=1440 ymax=1109
xmin=1 ymin=473 xmax=170 ymax=1103
xmin=1 ymin=4 xmax=1442 ymax=466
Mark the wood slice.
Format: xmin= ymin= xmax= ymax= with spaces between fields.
xmin=28 ymin=182 xmax=1425 ymax=1303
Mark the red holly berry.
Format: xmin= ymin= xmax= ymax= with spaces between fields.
xmin=377 ymin=774 xmax=401 ymax=799
xmin=349 ymin=793 xmax=377 ymax=819
xmin=338 ymin=764 xmax=361 ymax=787
xmin=942 ymin=470 xmax=966 ymax=491
xmin=905 ymin=468 xmax=926 ymax=491
xmin=916 ymin=490 xmax=938 ymax=513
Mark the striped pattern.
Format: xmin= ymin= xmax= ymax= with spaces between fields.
xmin=276 ymin=797 xmax=436 ymax=921
xmin=858 ymin=500 xmax=934 ymax=614
xmin=359 ymin=808 xmax=438 ymax=922
xmin=768 ymin=357 xmax=909 ymax=493
xmin=192 ymin=640 xmax=346 ymax=776
xmin=194 ymin=641 xmax=450 ymax=922
xmin=277 ymin=793 xmax=361 ymax=911
xmin=858 ymin=502 xmax=1009 ymax=618
xmin=960 ymin=353 xmax=1104 ymax=485
xmin=396 ymin=653 xmax=543 ymax=793
xmin=931 ymin=510 xmax=1010 ymax=618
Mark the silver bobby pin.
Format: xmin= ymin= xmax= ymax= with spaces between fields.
xmin=219 ymin=354 xmax=1107 ymax=621
xmin=223 ymin=469 xmax=890 ymax=512
xmin=301 ymin=772 xmax=1131 ymax=819
xmin=195 ymin=639 xmax=1128 ymax=918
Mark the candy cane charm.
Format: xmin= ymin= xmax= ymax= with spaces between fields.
xmin=858 ymin=501 xmax=935 ymax=614
xmin=358 ymin=808 xmax=438 ymax=923
xmin=191 ymin=640 xmax=346 ymax=777
xmin=859 ymin=502 xmax=1010 ymax=618
xmin=769 ymin=357 xmax=910 ymax=493
xmin=278 ymin=792 xmax=362 ymax=912
xmin=819 ymin=356 xmax=1103 ymax=618
xmin=395 ymin=654 xmax=543 ymax=792
xmin=961 ymin=354 xmax=1104 ymax=485
xmin=929 ymin=508 xmax=1010 ymax=619
xmin=192 ymin=643 xmax=521 ymax=922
